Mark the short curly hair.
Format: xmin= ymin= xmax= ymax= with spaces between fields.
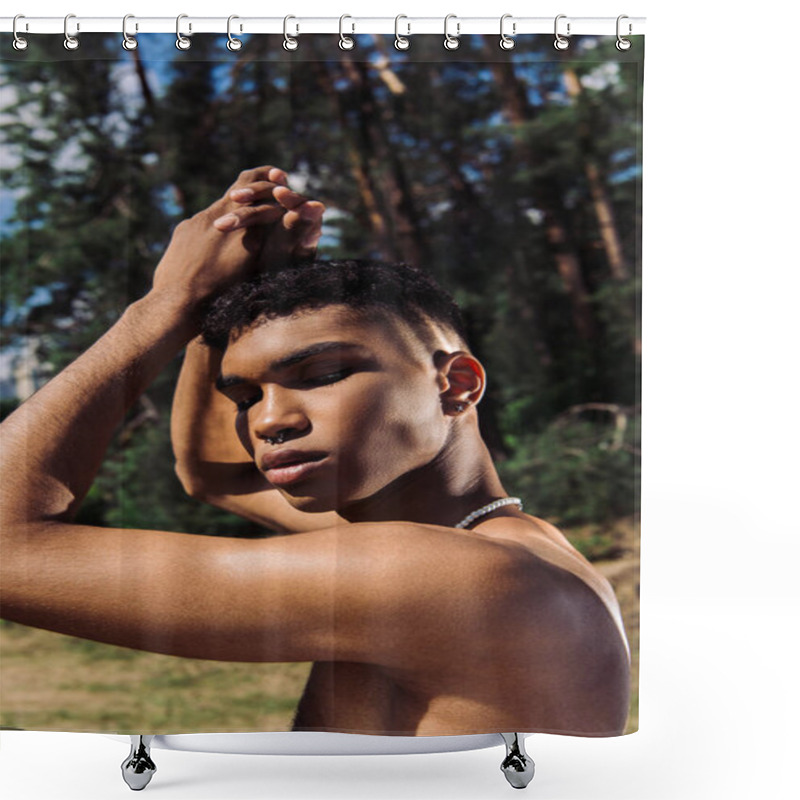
xmin=201 ymin=259 xmax=469 ymax=351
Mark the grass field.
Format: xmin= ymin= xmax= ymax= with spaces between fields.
xmin=0 ymin=519 xmax=638 ymax=735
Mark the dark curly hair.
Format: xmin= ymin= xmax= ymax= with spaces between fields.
xmin=201 ymin=259 xmax=469 ymax=351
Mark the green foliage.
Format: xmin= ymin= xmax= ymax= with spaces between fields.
xmin=1 ymin=35 xmax=642 ymax=533
xmin=499 ymin=407 xmax=640 ymax=527
xmin=86 ymin=400 xmax=263 ymax=538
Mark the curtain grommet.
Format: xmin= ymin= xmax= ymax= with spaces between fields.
xmin=122 ymin=14 xmax=138 ymax=51
xmin=226 ymin=15 xmax=243 ymax=51
xmin=12 ymin=15 xmax=28 ymax=51
xmin=283 ymin=16 xmax=299 ymax=51
xmin=443 ymin=14 xmax=460 ymax=51
xmin=63 ymin=13 xmax=79 ymax=51
xmin=499 ymin=14 xmax=515 ymax=50
xmin=175 ymin=14 xmax=191 ymax=51
xmin=554 ymin=14 xmax=571 ymax=51
xmin=394 ymin=15 xmax=411 ymax=51
xmin=616 ymin=15 xmax=632 ymax=51
xmin=338 ymin=15 xmax=355 ymax=50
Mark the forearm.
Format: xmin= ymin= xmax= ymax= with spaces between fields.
xmin=171 ymin=339 xmax=339 ymax=532
xmin=0 ymin=290 xmax=197 ymax=526
xmin=172 ymin=341 xmax=346 ymax=534
xmin=172 ymin=338 xmax=255 ymax=493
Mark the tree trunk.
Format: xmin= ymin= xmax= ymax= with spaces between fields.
xmin=342 ymin=58 xmax=426 ymax=266
xmin=131 ymin=48 xmax=156 ymax=115
xmin=487 ymin=58 xmax=597 ymax=340
xmin=563 ymin=68 xmax=630 ymax=281
xmin=309 ymin=59 xmax=394 ymax=257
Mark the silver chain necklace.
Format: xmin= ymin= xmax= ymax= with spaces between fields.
xmin=454 ymin=497 xmax=523 ymax=529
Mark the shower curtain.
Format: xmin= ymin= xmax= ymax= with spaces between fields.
xmin=0 ymin=25 xmax=642 ymax=740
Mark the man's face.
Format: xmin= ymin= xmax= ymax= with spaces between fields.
xmin=217 ymin=305 xmax=454 ymax=512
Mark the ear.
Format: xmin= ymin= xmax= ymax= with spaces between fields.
xmin=434 ymin=351 xmax=486 ymax=416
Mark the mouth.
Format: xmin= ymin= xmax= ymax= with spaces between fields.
xmin=259 ymin=450 xmax=328 ymax=487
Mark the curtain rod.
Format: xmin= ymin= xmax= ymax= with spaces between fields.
xmin=1 ymin=16 xmax=646 ymax=37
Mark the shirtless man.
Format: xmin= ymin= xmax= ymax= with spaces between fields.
xmin=0 ymin=167 xmax=629 ymax=740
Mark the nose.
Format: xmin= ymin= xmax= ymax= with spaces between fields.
xmin=251 ymin=385 xmax=310 ymax=444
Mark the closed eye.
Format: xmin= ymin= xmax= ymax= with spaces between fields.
xmin=302 ymin=368 xmax=353 ymax=388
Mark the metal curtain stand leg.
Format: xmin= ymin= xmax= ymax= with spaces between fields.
xmin=117 ymin=733 xmax=531 ymax=790
xmin=500 ymin=733 xmax=535 ymax=789
xmin=121 ymin=735 xmax=157 ymax=791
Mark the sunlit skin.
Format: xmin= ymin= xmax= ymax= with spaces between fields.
xmin=0 ymin=166 xmax=630 ymax=736
xmin=216 ymin=306 xmax=501 ymax=524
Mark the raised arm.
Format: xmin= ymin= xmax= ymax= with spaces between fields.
xmin=171 ymin=169 xmax=340 ymax=532
xmin=0 ymin=166 xmax=520 ymax=673
xmin=171 ymin=337 xmax=340 ymax=532
xmin=0 ymin=166 xmax=354 ymax=660
xmin=0 ymin=167 xmax=288 ymax=527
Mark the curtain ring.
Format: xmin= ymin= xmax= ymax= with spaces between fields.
xmin=339 ymin=15 xmax=355 ymax=50
xmin=394 ymin=15 xmax=410 ymax=51
xmin=12 ymin=15 xmax=28 ymax=51
xmin=63 ymin=13 xmax=79 ymax=51
xmin=283 ymin=15 xmax=299 ymax=51
xmin=443 ymin=14 xmax=460 ymax=51
xmin=616 ymin=15 xmax=632 ymax=51
xmin=499 ymin=14 xmax=515 ymax=50
xmin=554 ymin=14 xmax=570 ymax=51
xmin=175 ymin=14 xmax=191 ymax=50
xmin=227 ymin=15 xmax=243 ymax=51
xmin=122 ymin=15 xmax=138 ymax=51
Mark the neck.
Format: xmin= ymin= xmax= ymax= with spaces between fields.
xmin=340 ymin=419 xmax=509 ymax=528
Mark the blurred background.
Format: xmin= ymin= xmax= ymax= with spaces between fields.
xmin=0 ymin=32 xmax=641 ymax=734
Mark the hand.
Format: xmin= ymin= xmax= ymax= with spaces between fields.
xmin=151 ymin=166 xmax=324 ymax=309
xmin=216 ymin=168 xmax=325 ymax=269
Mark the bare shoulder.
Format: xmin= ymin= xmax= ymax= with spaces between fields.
xmin=470 ymin=514 xmax=628 ymax=640
xmin=460 ymin=515 xmax=631 ymax=733
xmin=467 ymin=514 xmax=630 ymax=669
xmin=326 ymin=517 xmax=625 ymax=646
xmin=357 ymin=516 xmax=628 ymax=661
xmin=317 ymin=519 xmax=631 ymax=734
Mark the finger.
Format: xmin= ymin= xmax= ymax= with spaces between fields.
xmin=233 ymin=166 xmax=290 ymax=190
xmin=229 ymin=181 xmax=283 ymax=204
xmin=284 ymin=200 xmax=324 ymax=224
xmin=292 ymin=229 xmax=323 ymax=262
xmin=229 ymin=170 xmax=298 ymax=203
xmin=292 ymin=220 xmax=323 ymax=261
xmin=273 ymin=185 xmax=310 ymax=211
xmin=285 ymin=204 xmax=324 ymax=261
xmin=300 ymin=200 xmax=326 ymax=217
xmin=221 ymin=167 xmax=273 ymax=203
xmin=267 ymin=167 xmax=289 ymax=186
xmin=207 ymin=167 xmax=287 ymax=219
xmin=233 ymin=165 xmax=279 ymax=187
xmin=280 ymin=202 xmax=324 ymax=239
xmin=213 ymin=204 xmax=285 ymax=231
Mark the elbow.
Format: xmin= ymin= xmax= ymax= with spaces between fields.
xmin=173 ymin=461 xmax=232 ymax=512
xmin=0 ymin=472 xmax=77 ymax=526
xmin=173 ymin=461 xmax=207 ymax=501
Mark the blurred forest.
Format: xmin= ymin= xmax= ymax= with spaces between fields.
xmin=0 ymin=32 xmax=642 ymax=734
xmin=0 ymin=33 xmax=642 ymax=545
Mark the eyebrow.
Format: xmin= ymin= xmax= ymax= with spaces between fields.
xmin=216 ymin=341 xmax=363 ymax=390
